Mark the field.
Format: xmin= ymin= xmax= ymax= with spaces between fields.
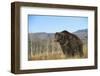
xmin=28 ymin=35 xmax=88 ymax=60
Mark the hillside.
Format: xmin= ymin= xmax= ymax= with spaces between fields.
xmin=29 ymin=29 xmax=88 ymax=43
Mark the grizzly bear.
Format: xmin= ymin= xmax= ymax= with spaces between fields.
xmin=55 ymin=30 xmax=83 ymax=57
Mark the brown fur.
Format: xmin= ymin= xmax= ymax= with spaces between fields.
xmin=55 ymin=30 xmax=83 ymax=57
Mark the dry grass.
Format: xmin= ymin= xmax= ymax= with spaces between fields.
xmin=29 ymin=51 xmax=66 ymax=60
xmin=28 ymin=38 xmax=88 ymax=61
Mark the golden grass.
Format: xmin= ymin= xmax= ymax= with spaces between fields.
xmin=29 ymin=51 xmax=65 ymax=60
xmin=28 ymin=38 xmax=88 ymax=60
xmin=28 ymin=44 xmax=88 ymax=61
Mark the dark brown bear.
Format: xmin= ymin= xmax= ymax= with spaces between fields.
xmin=55 ymin=30 xmax=83 ymax=57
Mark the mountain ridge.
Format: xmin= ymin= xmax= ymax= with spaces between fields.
xmin=29 ymin=29 xmax=87 ymax=40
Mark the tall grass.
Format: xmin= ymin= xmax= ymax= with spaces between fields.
xmin=28 ymin=36 xmax=88 ymax=60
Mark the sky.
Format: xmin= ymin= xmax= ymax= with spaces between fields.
xmin=28 ymin=15 xmax=88 ymax=33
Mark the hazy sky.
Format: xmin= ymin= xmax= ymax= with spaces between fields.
xmin=28 ymin=15 xmax=88 ymax=33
